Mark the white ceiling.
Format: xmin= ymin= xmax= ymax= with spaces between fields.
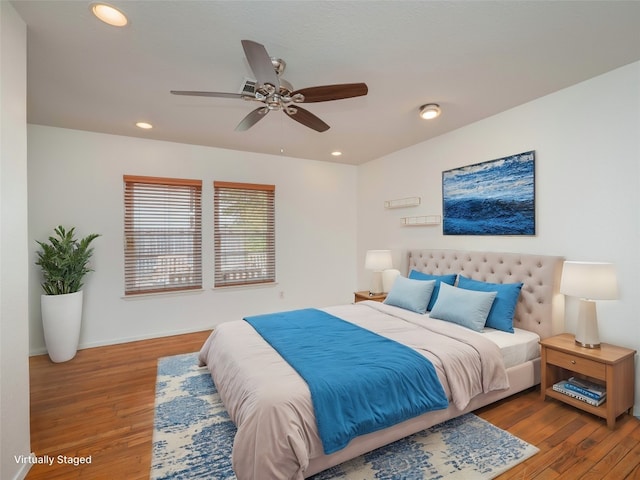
xmin=11 ymin=1 xmax=640 ymax=165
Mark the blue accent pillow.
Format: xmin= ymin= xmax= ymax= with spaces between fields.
xmin=457 ymin=276 xmax=523 ymax=333
xmin=429 ymin=282 xmax=497 ymax=332
xmin=408 ymin=270 xmax=457 ymax=311
xmin=383 ymin=276 xmax=436 ymax=314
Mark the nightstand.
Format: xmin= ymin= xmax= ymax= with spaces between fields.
xmin=354 ymin=291 xmax=387 ymax=303
xmin=540 ymin=333 xmax=636 ymax=429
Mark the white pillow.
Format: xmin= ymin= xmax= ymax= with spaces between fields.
xmin=429 ymin=282 xmax=497 ymax=332
xmin=383 ymin=276 xmax=436 ymax=314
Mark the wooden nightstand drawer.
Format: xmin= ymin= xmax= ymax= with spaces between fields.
xmin=546 ymin=349 xmax=606 ymax=379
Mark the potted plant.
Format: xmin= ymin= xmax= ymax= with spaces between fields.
xmin=35 ymin=226 xmax=100 ymax=362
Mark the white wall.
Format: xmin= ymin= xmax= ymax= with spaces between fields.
xmin=24 ymin=54 xmax=640 ymax=416
xmin=28 ymin=126 xmax=357 ymax=352
xmin=1 ymin=2 xmax=32 ymax=479
xmin=358 ymin=61 xmax=640 ymax=412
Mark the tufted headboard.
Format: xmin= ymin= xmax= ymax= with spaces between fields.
xmin=406 ymin=249 xmax=564 ymax=339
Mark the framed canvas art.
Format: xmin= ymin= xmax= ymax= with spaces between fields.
xmin=442 ymin=151 xmax=535 ymax=235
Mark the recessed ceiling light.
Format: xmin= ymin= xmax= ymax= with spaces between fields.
xmin=91 ymin=3 xmax=128 ymax=27
xmin=136 ymin=122 xmax=153 ymax=129
xmin=331 ymin=151 xmax=342 ymax=157
xmin=419 ymin=104 xmax=441 ymax=120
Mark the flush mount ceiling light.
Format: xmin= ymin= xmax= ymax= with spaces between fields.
xmin=135 ymin=121 xmax=153 ymax=129
xmin=419 ymin=104 xmax=441 ymax=120
xmin=331 ymin=151 xmax=343 ymax=157
xmin=91 ymin=3 xmax=128 ymax=27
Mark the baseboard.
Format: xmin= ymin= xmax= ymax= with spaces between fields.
xmin=29 ymin=326 xmax=211 ymax=356
xmin=29 ymin=346 xmax=48 ymax=356
xmin=9 ymin=454 xmax=33 ymax=480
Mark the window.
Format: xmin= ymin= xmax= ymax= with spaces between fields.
xmin=214 ymin=181 xmax=275 ymax=287
xmin=123 ymin=175 xmax=202 ymax=295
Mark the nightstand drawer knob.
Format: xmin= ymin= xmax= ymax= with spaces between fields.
xmin=571 ymin=360 xmax=576 ymax=364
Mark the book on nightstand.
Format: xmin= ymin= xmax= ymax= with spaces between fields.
xmin=552 ymin=380 xmax=606 ymax=407
xmin=565 ymin=376 xmax=606 ymax=400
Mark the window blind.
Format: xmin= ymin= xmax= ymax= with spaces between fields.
xmin=214 ymin=181 xmax=275 ymax=287
xmin=124 ymin=175 xmax=202 ymax=295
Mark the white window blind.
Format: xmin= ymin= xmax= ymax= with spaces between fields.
xmin=214 ymin=181 xmax=275 ymax=287
xmin=124 ymin=175 xmax=202 ymax=295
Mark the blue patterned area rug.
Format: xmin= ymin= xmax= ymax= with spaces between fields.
xmin=152 ymin=352 xmax=538 ymax=480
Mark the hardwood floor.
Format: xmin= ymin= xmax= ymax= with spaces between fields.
xmin=477 ymin=389 xmax=640 ymax=479
xmin=27 ymin=331 xmax=640 ymax=479
xmin=27 ymin=330 xmax=211 ymax=480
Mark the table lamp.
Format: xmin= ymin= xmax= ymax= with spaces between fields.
xmin=559 ymin=261 xmax=618 ymax=348
xmin=365 ymin=250 xmax=392 ymax=295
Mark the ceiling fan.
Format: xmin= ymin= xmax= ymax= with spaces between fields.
xmin=171 ymin=40 xmax=368 ymax=133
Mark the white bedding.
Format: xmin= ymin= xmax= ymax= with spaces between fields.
xmin=482 ymin=326 xmax=541 ymax=368
xmin=351 ymin=300 xmax=541 ymax=369
xmin=199 ymin=300 xmax=515 ymax=480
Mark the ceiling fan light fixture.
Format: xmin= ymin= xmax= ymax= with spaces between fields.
xmin=91 ymin=3 xmax=128 ymax=27
xmin=270 ymin=58 xmax=286 ymax=76
xmin=419 ymin=104 xmax=441 ymax=120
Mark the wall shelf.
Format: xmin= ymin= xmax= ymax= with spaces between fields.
xmin=401 ymin=215 xmax=441 ymax=226
xmin=384 ymin=197 xmax=420 ymax=209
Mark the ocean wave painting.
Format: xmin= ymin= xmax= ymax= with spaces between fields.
xmin=442 ymin=151 xmax=535 ymax=235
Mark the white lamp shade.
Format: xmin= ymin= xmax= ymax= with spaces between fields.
xmin=560 ymin=261 xmax=618 ymax=300
xmin=365 ymin=250 xmax=393 ymax=271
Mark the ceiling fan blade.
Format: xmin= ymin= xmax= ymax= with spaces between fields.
xmin=285 ymin=106 xmax=330 ymax=132
xmin=292 ymin=83 xmax=368 ymax=103
xmin=235 ymin=107 xmax=269 ymax=131
xmin=241 ymin=40 xmax=279 ymax=89
xmin=171 ymin=90 xmax=246 ymax=99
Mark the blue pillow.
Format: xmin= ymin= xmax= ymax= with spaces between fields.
xmin=429 ymin=282 xmax=497 ymax=332
xmin=383 ymin=276 xmax=436 ymax=314
xmin=457 ymin=276 xmax=523 ymax=333
xmin=408 ymin=270 xmax=457 ymax=311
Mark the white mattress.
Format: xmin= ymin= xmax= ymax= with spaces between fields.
xmin=481 ymin=326 xmax=540 ymax=369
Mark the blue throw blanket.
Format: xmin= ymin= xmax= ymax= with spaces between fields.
xmin=244 ymin=308 xmax=448 ymax=454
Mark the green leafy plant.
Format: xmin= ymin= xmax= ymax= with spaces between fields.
xmin=35 ymin=226 xmax=100 ymax=295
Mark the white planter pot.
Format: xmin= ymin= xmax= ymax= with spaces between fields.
xmin=41 ymin=290 xmax=83 ymax=363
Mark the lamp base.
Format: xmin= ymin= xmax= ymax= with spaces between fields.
xmin=575 ymin=299 xmax=601 ymax=349
xmin=369 ymin=271 xmax=384 ymax=296
xmin=575 ymin=338 xmax=601 ymax=349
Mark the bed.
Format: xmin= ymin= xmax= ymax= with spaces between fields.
xmin=198 ymin=249 xmax=564 ymax=479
